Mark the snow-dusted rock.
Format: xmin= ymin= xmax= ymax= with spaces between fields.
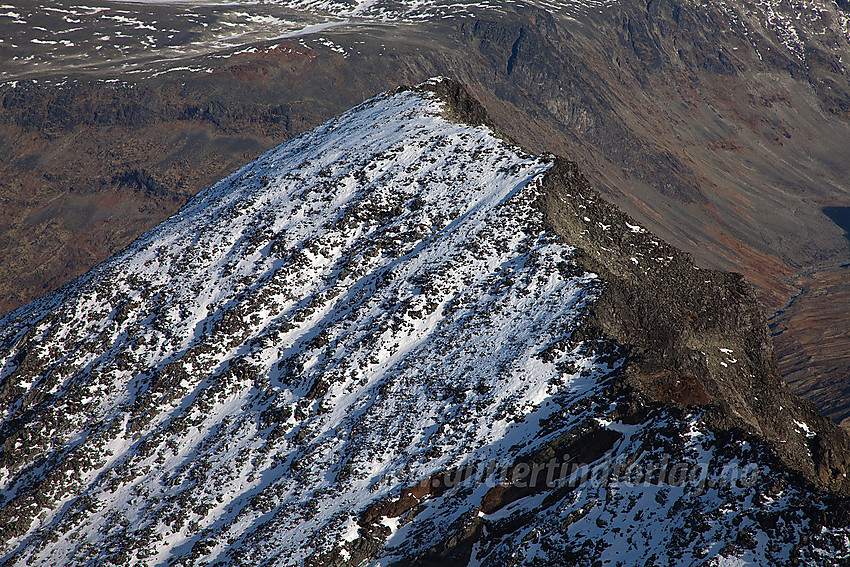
xmin=1 ymin=79 xmax=849 ymax=566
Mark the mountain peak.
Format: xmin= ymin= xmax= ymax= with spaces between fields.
xmin=2 ymin=79 xmax=850 ymax=566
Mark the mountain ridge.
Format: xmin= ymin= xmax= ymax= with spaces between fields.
xmin=434 ymin=78 xmax=850 ymax=493
xmin=2 ymin=78 xmax=850 ymax=565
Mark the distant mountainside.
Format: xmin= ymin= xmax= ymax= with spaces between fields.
xmin=2 ymin=79 xmax=850 ymax=567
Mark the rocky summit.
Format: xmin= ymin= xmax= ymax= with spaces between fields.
xmin=2 ymin=80 xmax=850 ymax=566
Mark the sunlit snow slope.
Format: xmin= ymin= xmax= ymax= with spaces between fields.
xmin=1 ymin=80 xmax=850 ymax=567
xmin=0 ymin=80 xmax=604 ymax=565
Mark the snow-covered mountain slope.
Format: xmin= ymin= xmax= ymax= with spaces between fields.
xmin=0 ymin=78 xmax=597 ymax=565
xmin=1 ymin=79 xmax=850 ymax=566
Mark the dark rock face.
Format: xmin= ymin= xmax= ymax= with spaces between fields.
xmin=418 ymin=79 xmax=491 ymax=128
xmin=539 ymin=158 xmax=850 ymax=495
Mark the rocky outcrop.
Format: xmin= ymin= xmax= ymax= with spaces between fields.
xmin=539 ymin=158 xmax=850 ymax=495
xmin=431 ymin=80 xmax=850 ymax=497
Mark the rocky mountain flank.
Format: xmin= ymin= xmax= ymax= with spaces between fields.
xmin=444 ymin=76 xmax=850 ymax=495
xmin=2 ymin=79 xmax=850 ymax=566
